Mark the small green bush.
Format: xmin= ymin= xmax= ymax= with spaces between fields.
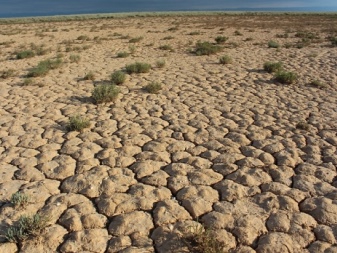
xmin=111 ymin=70 xmax=126 ymax=85
xmin=77 ymin=35 xmax=89 ymax=41
xmin=83 ymin=71 xmax=95 ymax=81
xmin=188 ymin=31 xmax=201 ymax=35
xmin=5 ymin=214 xmax=49 ymax=243
xmin=194 ymin=41 xmax=222 ymax=56
xmin=22 ymin=78 xmax=34 ymax=86
xmin=27 ymin=58 xmax=62 ymax=77
xmin=159 ymin=45 xmax=173 ymax=51
xmin=16 ymin=50 xmax=35 ymax=59
xmin=215 ymin=36 xmax=228 ymax=44
xmin=234 ymin=30 xmax=243 ymax=36
xmin=268 ymin=40 xmax=280 ymax=48
xmin=69 ymin=54 xmax=80 ymax=63
xmin=117 ymin=51 xmax=130 ymax=58
xmin=129 ymin=36 xmax=143 ymax=43
xmin=219 ymin=55 xmax=232 ymax=64
xmin=309 ymin=79 xmax=328 ymax=89
xmin=144 ymin=82 xmax=162 ymax=94
xmin=10 ymin=192 xmax=29 ymax=208
xmin=92 ymin=84 xmax=120 ymax=104
xmin=156 ymin=59 xmax=166 ymax=68
xmin=68 ymin=115 xmax=90 ymax=132
xmin=125 ymin=62 xmax=151 ymax=74
xmin=274 ymin=71 xmax=298 ymax=84
xmin=296 ymin=121 xmax=310 ymax=131
xmin=129 ymin=45 xmax=136 ymax=54
xmin=263 ymin=62 xmax=283 ymax=73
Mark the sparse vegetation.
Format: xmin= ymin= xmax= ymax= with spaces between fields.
xmin=330 ymin=37 xmax=337 ymax=47
xmin=159 ymin=45 xmax=173 ymax=51
xmin=129 ymin=36 xmax=143 ymax=43
xmin=83 ymin=71 xmax=95 ymax=81
xmin=5 ymin=214 xmax=49 ymax=244
xmin=263 ymin=62 xmax=283 ymax=73
xmin=67 ymin=115 xmax=90 ymax=132
xmin=219 ymin=55 xmax=232 ymax=64
xmin=117 ymin=51 xmax=130 ymax=58
xmin=215 ymin=36 xmax=228 ymax=44
xmin=188 ymin=31 xmax=201 ymax=35
xmin=274 ymin=71 xmax=298 ymax=84
xmin=92 ymin=84 xmax=120 ymax=104
xmin=22 ymin=78 xmax=35 ymax=86
xmin=69 ymin=54 xmax=80 ymax=63
xmin=162 ymin=36 xmax=174 ymax=40
xmin=129 ymin=45 xmax=136 ymax=54
xmin=111 ymin=70 xmax=126 ymax=85
xmin=194 ymin=41 xmax=222 ymax=56
xmin=144 ymin=82 xmax=162 ymax=94
xmin=0 ymin=69 xmax=16 ymax=79
xmin=268 ymin=40 xmax=280 ymax=48
xmin=125 ymin=62 xmax=151 ymax=74
xmin=156 ymin=59 xmax=166 ymax=68
xmin=77 ymin=35 xmax=89 ymax=41
xmin=27 ymin=58 xmax=62 ymax=77
xmin=16 ymin=50 xmax=35 ymax=59
xmin=10 ymin=192 xmax=29 ymax=208
xmin=234 ymin=30 xmax=243 ymax=36
xmin=309 ymin=79 xmax=328 ymax=89
xmin=184 ymin=223 xmax=226 ymax=253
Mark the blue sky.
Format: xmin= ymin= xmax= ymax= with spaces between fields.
xmin=1 ymin=0 xmax=337 ymax=17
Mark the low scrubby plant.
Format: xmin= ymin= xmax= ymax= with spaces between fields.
xmin=263 ymin=62 xmax=283 ymax=73
xmin=111 ymin=70 xmax=126 ymax=85
xmin=83 ymin=71 xmax=95 ymax=81
xmin=77 ymin=35 xmax=89 ymax=41
xmin=5 ymin=214 xmax=49 ymax=243
xmin=10 ymin=192 xmax=29 ymax=208
xmin=68 ymin=115 xmax=90 ymax=132
xmin=296 ymin=121 xmax=310 ymax=131
xmin=274 ymin=71 xmax=298 ymax=84
xmin=219 ymin=55 xmax=232 ymax=64
xmin=0 ymin=69 xmax=16 ymax=79
xmin=330 ymin=37 xmax=337 ymax=47
xmin=129 ymin=36 xmax=143 ymax=43
xmin=22 ymin=78 xmax=34 ymax=86
xmin=144 ymin=82 xmax=162 ymax=93
xmin=309 ymin=79 xmax=328 ymax=89
xmin=162 ymin=36 xmax=174 ymax=40
xmin=16 ymin=50 xmax=35 ymax=59
xmin=184 ymin=223 xmax=226 ymax=253
xmin=129 ymin=45 xmax=136 ymax=54
xmin=27 ymin=58 xmax=62 ymax=77
xmin=268 ymin=40 xmax=280 ymax=48
xmin=117 ymin=51 xmax=130 ymax=58
xmin=194 ymin=41 xmax=222 ymax=56
xmin=156 ymin=59 xmax=166 ymax=68
xmin=125 ymin=62 xmax=151 ymax=74
xmin=69 ymin=54 xmax=80 ymax=63
xmin=215 ymin=36 xmax=228 ymax=44
xmin=92 ymin=84 xmax=120 ymax=104
xmin=234 ymin=30 xmax=243 ymax=36
xmin=159 ymin=45 xmax=173 ymax=51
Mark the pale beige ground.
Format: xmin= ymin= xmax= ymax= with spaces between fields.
xmin=0 ymin=14 xmax=337 ymax=253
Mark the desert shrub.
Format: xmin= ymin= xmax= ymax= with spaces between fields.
xmin=215 ymin=36 xmax=228 ymax=44
xmin=125 ymin=62 xmax=151 ymax=74
xmin=156 ymin=59 xmax=166 ymax=68
xmin=16 ymin=50 xmax=35 ymax=59
xmin=159 ymin=45 xmax=173 ymax=51
xmin=69 ymin=54 xmax=80 ymax=63
xmin=77 ymin=35 xmax=89 ymax=41
xmin=117 ymin=51 xmax=130 ymax=58
xmin=309 ymin=79 xmax=328 ymax=89
xmin=144 ymin=82 xmax=162 ymax=93
xmin=263 ymin=62 xmax=283 ymax=73
xmin=188 ymin=31 xmax=201 ymax=35
xmin=268 ymin=40 xmax=280 ymax=48
xmin=194 ymin=41 xmax=222 ymax=56
xmin=129 ymin=36 xmax=143 ymax=43
xmin=92 ymin=84 xmax=120 ymax=104
xmin=83 ymin=71 xmax=95 ymax=81
xmin=68 ymin=115 xmax=90 ymax=132
xmin=111 ymin=70 xmax=126 ymax=85
xmin=5 ymin=214 xmax=49 ymax=243
xmin=183 ymin=223 xmax=226 ymax=253
xmin=129 ymin=45 xmax=136 ymax=54
xmin=330 ymin=37 xmax=337 ymax=46
xmin=162 ymin=36 xmax=174 ymax=40
xmin=27 ymin=58 xmax=62 ymax=77
xmin=0 ymin=69 xmax=16 ymax=79
xmin=219 ymin=55 xmax=232 ymax=64
xmin=234 ymin=30 xmax=243 ymax=36
xmin=274 ymin=71 xmax=298 ymax=84
xmin=10 ymin=192 xmax=29 ymax=208
xmin=22 ymin=78 xmax=34 ymax=86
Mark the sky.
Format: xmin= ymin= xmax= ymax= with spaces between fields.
xmin=1 ymin=0 xmax=337 ymax=18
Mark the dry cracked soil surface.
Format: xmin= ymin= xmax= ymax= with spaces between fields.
xmin=0 ymin=14 xmax=337 ymax=252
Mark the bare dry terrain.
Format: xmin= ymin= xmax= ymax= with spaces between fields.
xmin=0 ymin=13 xmax=337 ymax=252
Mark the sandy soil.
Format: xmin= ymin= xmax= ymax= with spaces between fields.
xmin=0 ymin=14 xmax=337 ymax=252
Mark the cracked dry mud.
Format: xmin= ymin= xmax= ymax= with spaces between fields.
xmin=0 ymin=14 xmax=337 ymax=252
